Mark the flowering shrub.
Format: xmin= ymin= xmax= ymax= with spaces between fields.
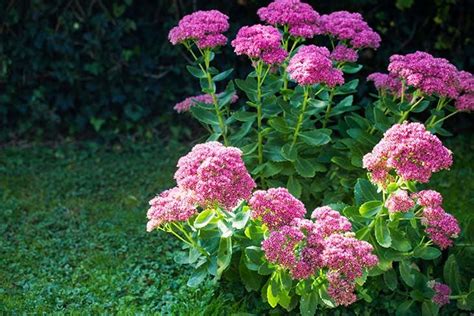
xmin=147 ymin=0 xmax=474 ymax=314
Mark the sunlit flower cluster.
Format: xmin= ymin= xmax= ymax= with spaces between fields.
xmin=455 ymin=70 xmax=474 ymax=111
xmin=262 ymin=205 xmax=377 ymax=306
xmin=367 ymin=72 xmax=402 ymax=96
xmin=173 ymin=93 xmax=238 ymax=113
xmin=363 ymin=122 xmax=452 ymax=186
xmin=287 ymin=45 xmax=344 ymax=86
xmin=168 ymin=10 xmax=229 ymax=49
xmin=257 ymin=0 xmax=320 ymax=38
xmin=385 ymin=189 xmax=414 ymax=213
xmin=318 ymin=11 xmax=381 ymax=49
xmin=231 ymin=25 xmax=288 ymax=65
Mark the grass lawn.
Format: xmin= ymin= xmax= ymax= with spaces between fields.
xmin=0 ymin=135 xmax=472 ymax=314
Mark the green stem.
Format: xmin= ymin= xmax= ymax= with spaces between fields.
xmin=203 ymin=50 xmax=228 ymax=145
xmin=428 ymin=110 xmax=459 ymax=129
xmin=322 ymin=88 xmax=336 ymax=128
xmin=291 ymin=86 xmax=311 ymax=146
xmin=172 ymin=222 xmax=210 ymax=259
xmin=256 ymin=61 xmax=268 ymax=164
xmin=400 ymin=81 xmax=406 ymax=104
xmin=398 ymin=95 xmax=424 ymax=124
xmin=427 ymin=97 xmax=447 ymax=128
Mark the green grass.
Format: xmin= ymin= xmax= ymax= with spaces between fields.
xmin=0 ymin=135 xmax=472 ymax=314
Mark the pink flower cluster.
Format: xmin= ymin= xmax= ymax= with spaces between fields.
xmin=257 ymin=0 xmax=320 ymax=39
xmin=413 ymin=190 xmax=460 ymax=249
xmin=363 ymin=122 xmax=453 ymax=186
xmin=455 ymin=70 xmax=474 ymax=111
xmin=231 ymin=25 xmax=288 ymax=65
xmin=287 ymin=45 xmax=344 ymax=86
xmin=367 ymin=72 xmax=402 ymax=96
xmin=311 ymin=206 xmax=352 ymax=237
xmin=385 ymin=189 xmax=415 ymax=213
xmin=175 ymin=142 xmax=256 ymax=210
xmin=330 ymin=45 xmax=359 ymax=63
xmin=318 ymin=11 xmax=381 ymax=49
xmin=388 ymin=51 xmax=459 ymax=99
xmin=173 ymin=93 xmax=238 ymax=113
xmin=168 ymin=10 xmax=229 ymax=49
xmin=146 ymin=142 xmax=255 ymax=231
xmin=262 ymin=205 xmax=377 ymax=306
xmin=429 ymin=281 xmax=451 ymax=306
xmin=146 ymin=187 xmax=197 ymax=232
xmin=249 ymin=188 xmax=306 ymax=230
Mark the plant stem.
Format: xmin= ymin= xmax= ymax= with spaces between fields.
xmin=291 ymin=85 xmax=311 ymax=146
xmin=426 ymin=97 xmax=447 ymax=128
xmin=203 ymin=50 xmax=228 ymax=145
xmin=255 ymin=61 xmax=269 ymax=164
xmin=322 ymin=88 xmax=336 ymax=128
xmin=397 ymin=95 xmax=424 ymax=123
xmin=428 ymin=110 xmax=459 ymax=129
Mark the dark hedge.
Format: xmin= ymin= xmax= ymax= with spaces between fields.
xmin=0 ymin=0 xmax=472 ymax=142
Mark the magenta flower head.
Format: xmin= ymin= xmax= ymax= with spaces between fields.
xmin=388 ymin=51 xmax=459 ymax=99
xmin=249 ymin=187 xmax=306 ymax=230
xmin=311 ymin=206 xmax=352 ymax=237
xmin=146 ymin=187 xmax=197 ymax=232
xmin=385 ymin=189 xmax=415 ymax=213
xmin=327 ymin=271 xmax=357 ymax=306
xmin=257 ymin=0 xmax=321 ymax=39
xmin=168 ymin=10 xmax=229 ymax=49
xmin=363 ymin=122 xmax=453 ymax=186
xmin=428 ymin=281 xmax=451 ymax=306
xmin=174 ymin=141 xmax=256 ymax=210
xmin=262 ymin=218 xmax=325 ymax=280
xmin=455 ymin=70 xmax=474 ymax=112
xmin=367 ymin=72 xmax=403 ymax=96
xmin=413 ymin=190 xmax=443 ymax=208
xmin=318 ymin=11 xmax=381 ymax=49
xmin=173 ymin=93 xmax=238 ymax=113
xmin=321 ymin=232 xmax=378 ymax=280
xmin=287 ymin=45 xmax=344 ymax=86
xmin=422 ymin=206 xmax=460 ymax=249
xmin=330 ymin=45 xmax=358 ymax=63
xmin=231 ymin=24 xmax=288 ymax=65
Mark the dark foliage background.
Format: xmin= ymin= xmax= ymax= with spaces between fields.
xmin=1 ymin=0 xmax=473 ymax=142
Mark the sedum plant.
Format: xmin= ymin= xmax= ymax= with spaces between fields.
xmin=147 ymin=0 xmax=474 ymax=314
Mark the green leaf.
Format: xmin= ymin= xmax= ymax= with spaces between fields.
xmin=217 ymin=237 xmax=232 ymax=276
xmin=233 ymin=112 xmax=257 ymax=122
xmin=396 ymin=300 xmax=415 ymax=316
xmin=354 ymin=178 xmax=381 ymax=205
xmin=239 ymin=255 xmax=262 ymax=291
xmin=318 ymin=286 xmax=335 ymax=308
xmin=300 ymin=292 xmax=319 ymax=316
xmin=217 ymin=220 xmax=233 ymax=238
xmin=295 ymin=157 xmax=316 ymax=178
xmin=194 ymin=209 xmax=215 ymax=229
xmin=299 ymin=130 xmax=331 ymax=146
xmin=383 ymin=269 xmax=398 ymax=291
xmin=421 ymin=301 xmax=439 ymax=316
xmin=186 ymin=65 xmax=206 ymax=79
xmin=341 ymin=63 xmax=363 ymax=74
xmin=232 ymin=208 xmax=251 ymax=230
xmin=337 ymin=95 xmax=353 ymax=108
xmin=413 ymin=246 xmax=441 ymax=260
xmin=267 ymin=279 xmax=280 ymax=308
xmin=375 ymin=217 xmax=392 ymax=248
xmin=281 ymin=143 xmax=298 ymax=161
xmin=390 ymin=230 xmax=412 ymax=252
xmin=213 ymin=68 xmax=233 ymax=82
xmin=444 ymin=254 xmax=461 ymax=293
xmin=359 ymin=200 xmax=383 ymax=218
xmin=190 ymin=107 xmax=219 ymax=126
xmin=287 ymin=176 xmax=302 ymax=198
xmin=399 ymin=260 xmax=415 ymax=287
xmin=187 ymin=265 xmax=207 ymax=287
xmin=269 ymin=117 xmax=289 ymax=133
